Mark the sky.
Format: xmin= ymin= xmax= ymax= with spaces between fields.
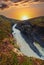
xmin=0 ymin=0 xmax=44 ymax=20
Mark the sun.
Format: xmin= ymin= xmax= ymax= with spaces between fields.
xmin=21 ymin=15 xmax=29 ymax=20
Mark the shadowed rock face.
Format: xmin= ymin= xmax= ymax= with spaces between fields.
xmin=15 ymin=21 xmax=32 ymax=33
xmin=15 ymin=20 xmax=44 ymax=47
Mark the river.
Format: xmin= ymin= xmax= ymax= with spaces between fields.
xmin=12 ymin=24 xmax=44 ymax=60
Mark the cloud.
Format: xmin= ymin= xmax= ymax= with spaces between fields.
xmin=0 ymin=0 xmax=13 ymax=9
xmin=0 ymin=3 xmax=9 ymax=10
xmin=0 ymin=0 xmax=44 ymax=10
xmin=10 ymin=0 xmax=44 ymax=3
xmin=11 ymin=0 xmax=22 ymax=2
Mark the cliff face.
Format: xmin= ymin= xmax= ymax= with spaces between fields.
xmin=16 ymin=16 xmax=44 ymax=42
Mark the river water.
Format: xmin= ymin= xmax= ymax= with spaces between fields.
xmin=12 ymin=24 xmax=44 ymax=60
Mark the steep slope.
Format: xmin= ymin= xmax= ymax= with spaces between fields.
xmin=0 ymin=15 xmax=12 ymax=41
xmin=29 ymin=16 xmax=44 ymax=27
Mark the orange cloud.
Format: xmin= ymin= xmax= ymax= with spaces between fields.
xmin=0 ymin=0 xmax=44 ymax=10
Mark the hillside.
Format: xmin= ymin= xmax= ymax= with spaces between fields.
xmin=20 ymin=16 xmax=44 ymax=27
xmin=0 ymin=15 xmax=44 ymax=65
xmin=28 ymin=16 xmax=44 ymax=27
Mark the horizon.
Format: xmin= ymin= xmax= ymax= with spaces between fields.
xmin=0 ymin=1 xmax=44 ymax=20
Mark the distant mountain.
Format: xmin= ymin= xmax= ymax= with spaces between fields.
xmin=0 ymin=15 xmax=44 ymax=27
xmin=20 ymin=16 xmax=44 ymax=27
xmin=0 ymin=15 xmax=20 ymax=25
xmin=29 ymin=16 xmax=44 ymax=27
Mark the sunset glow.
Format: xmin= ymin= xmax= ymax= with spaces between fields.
xmin=0 ymin=2 xmax=44 ymax=20
xmin=21 ymin=15 xmax=29 ymax=20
